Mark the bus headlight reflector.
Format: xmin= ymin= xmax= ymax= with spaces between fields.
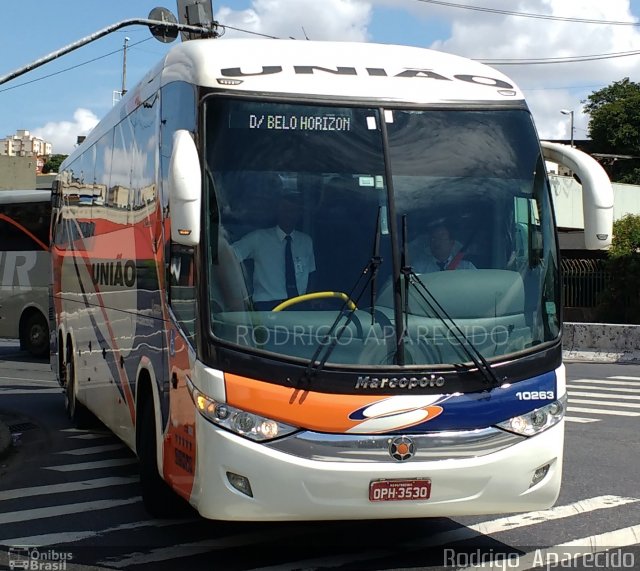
xmin=233 ymin=412 xmax=256 ymax=433
xmin=195 ymin=394 xmax=212 ymax=414
xmin=531 ymin=409 xmax=548 ymax=428
xmin=497 ymin=395 xmax=567 ymax=437
xmin=214 ymin=403 xmax=230 ymax=420
xmin=260 ymin=420 xmax=279 ymax=439
xmin=187 ymin=380 xmax=299 ymax=442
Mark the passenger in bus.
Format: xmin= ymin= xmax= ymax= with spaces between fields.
xmin=232 ymin=193 xmax=316 ymax=310
xmin=413 ymin=221 xmax=476 ymax=273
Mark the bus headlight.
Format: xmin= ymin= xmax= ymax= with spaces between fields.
xmin=496 ymin=395 xmax=567 ymax=437
xmin=187 ymin=380 xmax=299 ymax=442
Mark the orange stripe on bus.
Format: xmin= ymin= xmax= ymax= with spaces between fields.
xmin=163 ymin=351 xmax=197 ymax=500
xmin=225 ymin=373 xmax=390 ymax=433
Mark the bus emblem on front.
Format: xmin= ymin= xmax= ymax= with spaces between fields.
xmin=389 ymin=436 xmax=415 ymax=461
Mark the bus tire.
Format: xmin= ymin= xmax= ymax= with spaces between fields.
xmin=138 ymin=398 xmax=187 ymax=518
xmin=22 ymin=311 xmax=49 ymax=358
xmin=64 ymin=343 xmax=92 ymax=428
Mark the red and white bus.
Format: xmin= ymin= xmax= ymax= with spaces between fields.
xmin=0 ymin=189 xmax=50 ymax=357
xmin=51 ymin=38 xmax=613 ymax=520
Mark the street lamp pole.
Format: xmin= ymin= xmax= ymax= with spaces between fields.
xmin=121 ymin=37 xmax=129 ymax=96
xmin=561 ymin=109 xmax=574 ymax=147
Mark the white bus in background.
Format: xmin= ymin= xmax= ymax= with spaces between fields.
xmin=0 ymin=189 xmax=51 ymax=357
xmin=51 ymin=39 xmax=613 ymax=521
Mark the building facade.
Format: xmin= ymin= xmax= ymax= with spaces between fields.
xmin=0 ymin=130 xmax=52 ymax=174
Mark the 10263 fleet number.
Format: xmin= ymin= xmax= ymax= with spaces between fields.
xmin=516 ymin=391 xmax=554 ymax=400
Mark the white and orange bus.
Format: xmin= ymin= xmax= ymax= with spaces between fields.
xmin=0 ymin=189 xmax=50 ymax=357
xmin=51 ymin=39 xmax=613 ymax=520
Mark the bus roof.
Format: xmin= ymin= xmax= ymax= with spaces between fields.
xmin=0 ymin=189 xmax=51 ymax=204
xmin=77 ymin=39 xmax=526 ymax=154
xmin=157 ymin=39 xmax=524 ymax=102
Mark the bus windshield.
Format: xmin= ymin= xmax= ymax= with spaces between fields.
xmin=203 ymin=98 xmax=560 ymax=367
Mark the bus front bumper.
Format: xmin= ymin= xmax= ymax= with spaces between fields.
xmin=188 ymin=417 xmax=564 ymax=521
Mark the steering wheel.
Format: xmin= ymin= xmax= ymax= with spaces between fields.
xmin=272 ymin=291 xmax=357 ymax=312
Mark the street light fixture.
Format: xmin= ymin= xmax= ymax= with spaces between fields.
xmin=560 ymin=109 xmax=575 ymax=147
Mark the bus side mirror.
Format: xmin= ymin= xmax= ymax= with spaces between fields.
xmin=168 ymin=130 xmax=201 ymax=246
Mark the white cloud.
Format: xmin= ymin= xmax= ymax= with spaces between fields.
xmin=32 ymin=108 xmax=99 ymax=155
xmin=215 ymin=0 xmax=372 ymax=41
xmin=425 ymin=0 xmax=640 ymax=140
xmin=214 ymin=0 xmax=640 ymax=140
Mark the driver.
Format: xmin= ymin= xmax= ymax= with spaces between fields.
xmin=232 ymin=192 xmax=315 ymax=310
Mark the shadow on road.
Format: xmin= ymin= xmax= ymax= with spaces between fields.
xmin=0 ymin=341 xmax=48 ymax=364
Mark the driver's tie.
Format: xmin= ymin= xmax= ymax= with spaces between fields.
xmin=285 ymin=235 xmax=299 ymax=298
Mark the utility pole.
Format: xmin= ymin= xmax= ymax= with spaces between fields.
xmin=121 ymin=37 xmax=129 ymax=96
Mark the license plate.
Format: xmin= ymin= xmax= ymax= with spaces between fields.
xmin=369 ymin=478 xmax=432 ymax=502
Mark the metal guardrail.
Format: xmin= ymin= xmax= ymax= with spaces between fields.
xmin=561 ymin=258 xmax=610 ymax=309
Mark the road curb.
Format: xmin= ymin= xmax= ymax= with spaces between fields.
xmin=0 ymin=418 xmax=11 ymax=460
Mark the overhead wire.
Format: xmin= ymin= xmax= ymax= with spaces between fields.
xmin=414 ymin=0 xmax=640 ymax=27
xmin=0 ymin=37 xmax=153 ymax=94
xmin=217 ymin=23 xmax=280 ymax=39
xmin=479 ymin=49 xmax=640 ymax=65
xmin=0 ymin=21 xmax=282 ymax=94
xmin=410 ymin=1 xmax=640 ymax=66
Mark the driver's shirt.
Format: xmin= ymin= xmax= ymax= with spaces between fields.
xmin=232 ymin=226 xmax=316 ymax=302
xmin=414 ymin=252 xmax=476 ymax=273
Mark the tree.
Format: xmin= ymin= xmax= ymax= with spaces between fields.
xmin=584 ymin=78 xmax=640 ymax=184
xmin=596 ymin=214 xmax=640 ymax=324
xmin=42 ymin=154 xmax=67 ymax=174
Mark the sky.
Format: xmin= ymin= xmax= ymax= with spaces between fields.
xmin=2 ymin=0 xmax=640 ymax=154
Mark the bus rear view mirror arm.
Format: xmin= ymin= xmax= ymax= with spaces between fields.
xmin=169 ymin=130 xmax=202 ymax=247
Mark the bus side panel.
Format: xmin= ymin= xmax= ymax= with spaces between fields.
xmin=0 ymin=251 xmax=49 ymax=338
xmin=0 ymin=194 xmax=51 ymax=345
xmin=53 ymin=81 xmax=200 ymax=498
xmin=53 ymin=95 xmax=169 ymax=452
xmin=83 ymin=96 xmax=167 ymax=449
xmin=54 ymin=151 xmax=100 ymax=413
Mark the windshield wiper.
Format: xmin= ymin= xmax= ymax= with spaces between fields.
xmin=405 ymin=269 xmax=503 ymax=388
xmin=397 ymin=217 xmax=501 ymax=388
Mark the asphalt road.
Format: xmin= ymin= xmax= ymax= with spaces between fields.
xmin=0 ymin=341 xmax=639 ymax=571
